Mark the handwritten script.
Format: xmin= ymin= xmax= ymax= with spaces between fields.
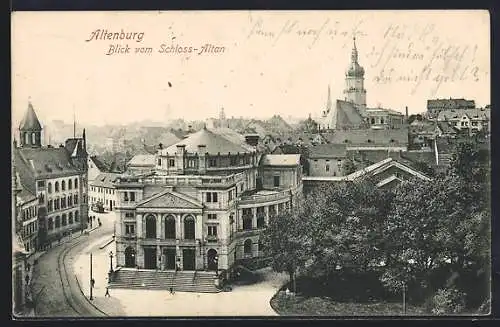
xmin=367 ymin=23 xmax=486 ymax=96
xmin=246 ymin=17 xmax=367 ymax=49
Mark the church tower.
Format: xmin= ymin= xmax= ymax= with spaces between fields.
xmin=343 ymin=37 xmax=367 ymax=115
xmin=19 ymin=102 xmax=43 ymax=148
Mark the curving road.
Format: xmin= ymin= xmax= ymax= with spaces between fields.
xmin=30 ymin=213 xmax=114 ymax=317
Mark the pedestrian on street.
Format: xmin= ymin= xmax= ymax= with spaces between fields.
xmin=169 ymin=287 xmax=175 ymax=295
xmin=105 ymin=287 xmax=110 ymax=297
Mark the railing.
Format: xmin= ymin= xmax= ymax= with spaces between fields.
xmin=238 ymin=188 xmax=296 ymax=206
xmin=114 ymin=172 xmax=246 ymax=187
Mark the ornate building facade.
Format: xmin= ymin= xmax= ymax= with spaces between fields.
xmin=114 ymin=126 xmax=303 ymax=273
xmin=13 ymin=102 xmax=89 ymax=249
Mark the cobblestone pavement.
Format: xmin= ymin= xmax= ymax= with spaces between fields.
xmin=29 ymin=211 xmax=115 ymax=317
xmin=74 ymin=240 xmax=289 ymax=316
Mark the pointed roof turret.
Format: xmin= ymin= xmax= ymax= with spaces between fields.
xmin=19 ymin=102 xmax=42 ymax=131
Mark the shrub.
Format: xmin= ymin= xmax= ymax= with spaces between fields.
xmin=428 ymin=287 xmax=466 ymax=315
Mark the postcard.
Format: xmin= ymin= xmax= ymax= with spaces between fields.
xmin=11 ymin=10 xmax=491 ymax=318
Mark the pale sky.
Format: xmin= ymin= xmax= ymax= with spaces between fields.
xmin=11 ymin=10 xmax=490 ymax=127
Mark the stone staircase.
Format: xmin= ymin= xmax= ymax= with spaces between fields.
xmin=108 ymin=269 xmax=220 ymax=293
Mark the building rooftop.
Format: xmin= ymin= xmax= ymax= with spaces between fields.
xmin=309 ymin=143 xmax=347 ymax=159
xmin=162 ymin=126 xmax=255 ymax=156
xmin=14 ymin=146 xmax=81 ymax=194
xmin=19 ymin=102 xmax=42 ymax=131
xmin=90 ymin=155 xmax=111 ymax=172
xmin=90 ymin=172 xmax=122 ymax=188
xmin=127 ymin=154 xmax=156 ymax=167
xmin=322 ymin=128 xmax=408 ymax=145
xmin=260 ymin=154 xmax=301 ymax=166
xmin=437 ymin=108 xmax=490 ymax=121
xmin=427 ymin=98 xmax=476 ymax=109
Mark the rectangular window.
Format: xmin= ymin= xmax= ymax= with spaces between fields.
xmin=74 ymin=194 xmax=78 ymax=204
xmin=207 ymin=225 xmax=217 ymax=237
xmin=273 ymin=176 xmax=280 ymax=187
xmin=206 ymin=192 xmax=212 ymax=202
xmin=208 ymin=214 xmax=217 ymax=220
xmin=168 ymin=159 xmax=175 ymax=167
xmin=326 ymin=164 xmax=330 ymax=172
xmin=125 ymin=212 xmax=134 ymax=218
xmin=212 ymin=192 xmax=218 ymax=203
xmin=228 ymin=190 xmax=233 ymax=201
xmin=130 ymin=192 xmax=135 ymax=201
xmin=37 ymin=180 xmax=45 ymax=188
xmin=125 ymin=224 xmax=135 ymax=235
xmin=209 ymin=158 xmax=217 ymax=167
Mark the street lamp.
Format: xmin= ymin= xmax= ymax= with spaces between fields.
xmin=89 ymin=253 xmax=94 ymax=300
xmin=109 ymin=251 xmax=114 ymax=274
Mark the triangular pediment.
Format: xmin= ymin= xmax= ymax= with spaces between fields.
xmin=137 ymin=191 xmax=203 ymax=209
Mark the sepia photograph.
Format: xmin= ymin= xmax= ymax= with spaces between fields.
xmin=11 ymin=10 xmax=491 ymax=318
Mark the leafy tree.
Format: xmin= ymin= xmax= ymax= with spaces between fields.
xmin=341 ymin=159 xmax=357 ymax=176
xmin=408 ymin=114 xmax=423 ymax=125
xmin=261 ymin=195 xmax=314 ymax=293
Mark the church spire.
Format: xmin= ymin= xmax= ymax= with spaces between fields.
xmin=351 ymin=36 xmax=358 ymax=63
xmin=326 ymin=85 xmax=332 ymax=113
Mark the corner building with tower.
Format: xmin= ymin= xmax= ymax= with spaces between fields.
xmin=114 ymin=126 xmax=303 ymax=274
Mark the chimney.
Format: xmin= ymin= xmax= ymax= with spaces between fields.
xmin=159 ymin=143 xmax=163 ymax=150
xmin=405 ymin=106 xmax=409 ymax=119
xmin=244 ymin=134 xmax=260 ymax=146
xmin=197 ymin=145 xmax=207 ymax=174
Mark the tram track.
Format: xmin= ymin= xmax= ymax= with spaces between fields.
xmin=56 ymin=234 xmax=108 ymax=317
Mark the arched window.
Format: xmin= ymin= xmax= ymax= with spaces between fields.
xmin=24 ymin=133 xmax=29 ymax=145
xmin=55 ymin=216 xmax=61 ymax=228
xmin=184 ymin=215 xmax=195 ymax=240
xmin=145 ymin=215 xmax=157 ymax=239
xmin=68 ymin=179 xmax=72 ymax=190
xmin=75 ymin=210 xmax=79 ymax=222
xmin=61 ymin=180 xmax=66 ymax=191
xmin=74 ymin=178 xmax=78 ymax=188
xmin=55 ymin=181 xmax=59 ymax=192
xmin=69 ymin=212 xmax=73 ymax=224
xmin=244 ymin=239 xmax=252 ymax=254
xmin=62 ymin=214 xmax=67 ymax=226
xmin=48 ymin=182 xmax=52 ymax=194
xmin=380 ymin=118 xmax=385 ymax=124
xmin=165 ymin=215 xmax=176 ymax=239
xmin=48 ymin=218 xmax=54 ymax=230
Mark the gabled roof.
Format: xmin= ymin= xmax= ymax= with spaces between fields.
xmin=260 ymin=154 xmax=301 ymax=166
xmin=14 ymin=146 xmax=81 ymax=194
xmin=136 ymin=189 xmax=203 ymax=209
xmin=90 ymin=172 xmax=122 ymax=188
xmin=346 ymin=158 xmax=431 ymax=182
xmin=437 ymin=108 xmax=490 ymax=121
xmin=127 ymin=154 xmax=156 ymax=167
xmin=309 ymin=143 xmax=347 ymax=159
xmin=162 ymin=126 xmax=254 ymax=155
xmin=19 ymin=102 xmax=42 ymax=131
xmin=333 ymin=100 xmax=365 ymax=129
xmin=89 ymin=155 xmax=110 ymax=172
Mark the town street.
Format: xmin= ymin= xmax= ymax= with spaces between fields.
xmin=29 ymin=211 xmax=115 ymax=317
xmin=31 ymin=210 xmax=288 ymax=317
